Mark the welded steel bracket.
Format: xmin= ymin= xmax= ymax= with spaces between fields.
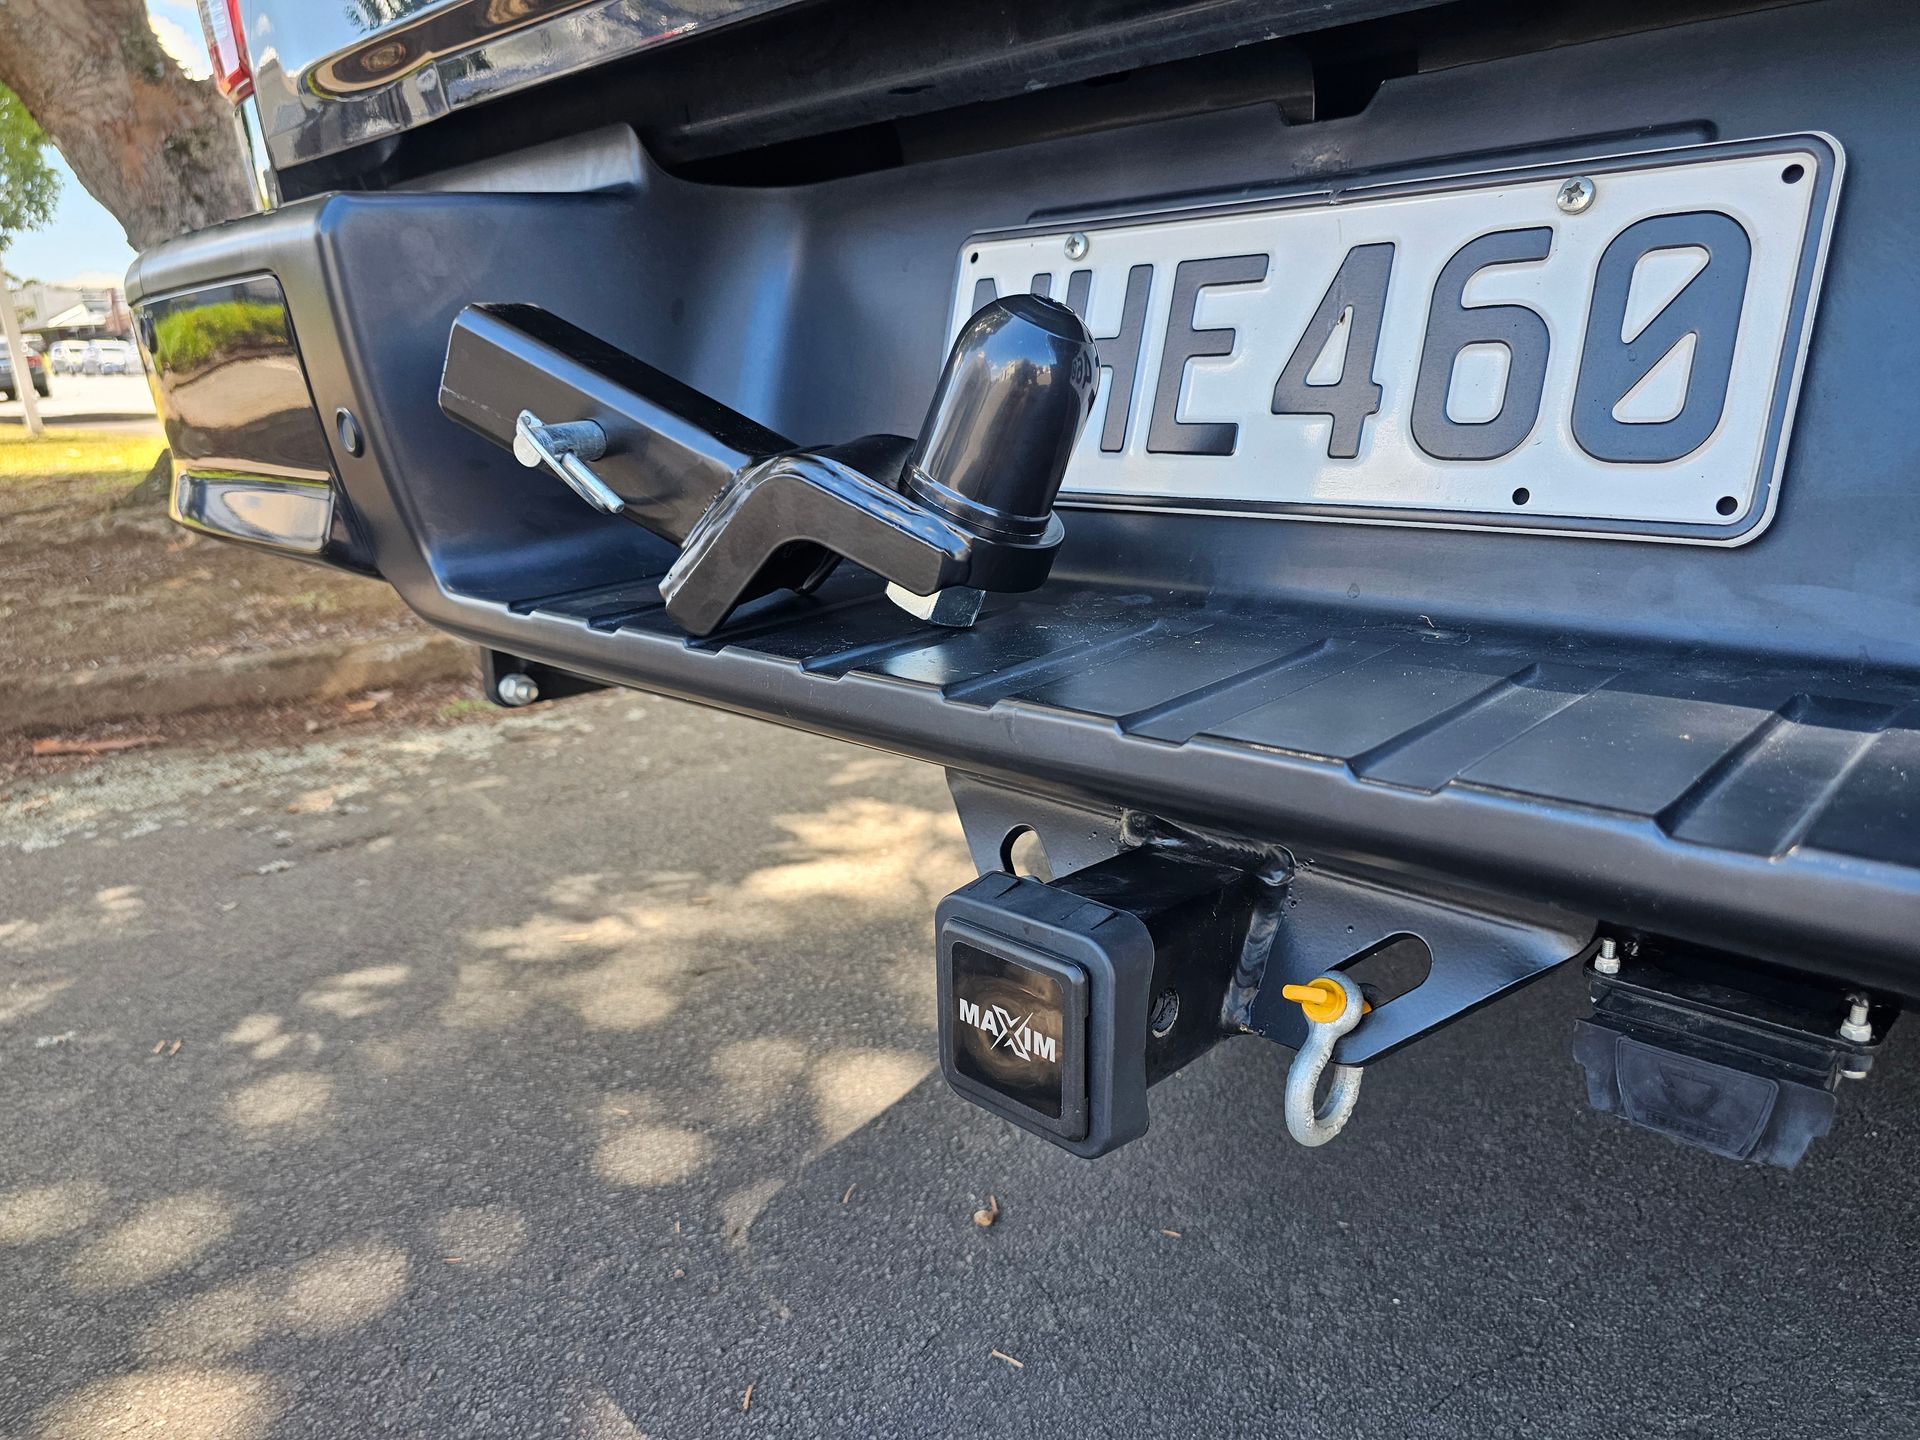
xmin=1246 ymin=861 xmax=1596 ymax=1066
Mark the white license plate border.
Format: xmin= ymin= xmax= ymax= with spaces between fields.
xmin=951 ymin=132 xmax=1844 ymax=547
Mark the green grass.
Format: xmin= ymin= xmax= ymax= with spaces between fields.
xmin=151 ymin=300 xmax=287 ymax=372
xmin=0 ymin=429 xmax=166 ymax=487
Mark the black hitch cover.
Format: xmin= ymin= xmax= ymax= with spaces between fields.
xmin=943 ymin=927 xmax=1095 ymax=1145
xmin=936 ymin=850 xmax=1251 ymax=1158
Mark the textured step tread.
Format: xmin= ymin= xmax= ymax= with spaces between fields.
xmin=501 ymin=574 xmax=1920 ymax=975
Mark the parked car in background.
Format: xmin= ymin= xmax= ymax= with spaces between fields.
xmin=49 ymin=340 xmax=90 ymax=375
xmin=0 ymin=339 xmax=51 ymax=400
xmin=83 ymin=340 xmax=136 ymax=376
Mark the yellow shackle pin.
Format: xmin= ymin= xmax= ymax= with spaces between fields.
xmin=1281 ymin=977 xmax=1373 ymax=1026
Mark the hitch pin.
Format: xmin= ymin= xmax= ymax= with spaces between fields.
xmin=513 ymin=409 xmax=623 ymax=515
xmin=1280 ymin=975 xmax=1370 ymax=1148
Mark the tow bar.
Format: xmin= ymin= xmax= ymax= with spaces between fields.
xmin=932 ymin=781 xmax=1897 ymax=1165
xmin=933 ymin=799 xmax=1593 ymax=1157
xmin=440 ymin=295 xmax=1096 ymax=636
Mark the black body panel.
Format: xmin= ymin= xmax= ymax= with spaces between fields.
xmin=131 ymin=0 xmax=1920 ymax=989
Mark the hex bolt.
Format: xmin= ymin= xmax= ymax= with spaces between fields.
xmin=495 ymin=672 xmax=539 ymax=707
xmin=1593 ymin=936 xmax=1621 ymax=976
xmin=1064 ymin=232 xmax=1090 ymax=261
xmin=1556 ymin=176 xmax=1596 ymax=214
xmin=1841 ymin=992 xmax=1873 ymax=1044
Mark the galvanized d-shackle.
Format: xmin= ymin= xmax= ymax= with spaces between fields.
xmin=1281 ymin=973 xmax=1369 ymax=1147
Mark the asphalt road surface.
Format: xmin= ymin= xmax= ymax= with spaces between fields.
xmin=4 ymin=691 xmax=1918 ymax=1439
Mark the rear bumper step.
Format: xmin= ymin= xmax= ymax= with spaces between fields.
xmin=481 ymin=569 xmax=1920 ymax=987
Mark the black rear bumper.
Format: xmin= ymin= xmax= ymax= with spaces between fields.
xmin=129 ymin=0 xmax=1920 ymax=990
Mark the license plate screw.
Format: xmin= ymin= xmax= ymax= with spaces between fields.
xmin=1064 ymin=231 xmax=1090 ymax=261
xmin=1556 ymin=175 xmax=1596 ymax=214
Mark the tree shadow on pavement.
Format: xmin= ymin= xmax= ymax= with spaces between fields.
xmin=0 ymin=694 xmax=975 ymax=1438
xmin=3 ymin=692 xmax=1920 ymax=1439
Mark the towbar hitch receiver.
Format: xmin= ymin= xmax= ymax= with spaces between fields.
xmin=932 ymin=799 xmax=1596 ymax=1158
xmin=936 ymin=849 xmax=1258 ymax=1158
xmin=439 ymin=296 xmax=1097 ymax=636
xmin=934 ymin=790 xmax=1899 ymax=1167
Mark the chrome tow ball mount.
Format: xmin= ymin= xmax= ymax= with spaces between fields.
xmin=440 ymin=295 xmax=1098 ymax=636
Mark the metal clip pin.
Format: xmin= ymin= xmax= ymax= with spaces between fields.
xmin=513 ymin=409 xmax=623 ymax=515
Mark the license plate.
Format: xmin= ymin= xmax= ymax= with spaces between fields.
xmin=949 ymin=136 xmax=1840 ymax=545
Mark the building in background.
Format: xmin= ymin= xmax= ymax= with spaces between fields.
xmin=12 ymin=275 xmax=133 ymax=344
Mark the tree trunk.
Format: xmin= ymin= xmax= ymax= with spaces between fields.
xmin=0 ymin=0 xmax=254 ymax=253
xmin=114 ymin=447 xmax=175 ymax=509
